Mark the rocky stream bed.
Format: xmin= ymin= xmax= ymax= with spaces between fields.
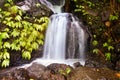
xmin=0 ymin=62 xmax=120 ymax=80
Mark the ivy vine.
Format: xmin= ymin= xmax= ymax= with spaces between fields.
xmin=0 ymin=0 xmax=49 ymax=67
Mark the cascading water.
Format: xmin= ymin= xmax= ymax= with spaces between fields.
xmin=39 ymin=0 xmax=90 ymax=65
xmin=21 ymin=0 xmax=90 ymax=67
xmin=43 ymin=13 xmax=68 ymax=59
xmin=43 ymin=13 xmax=89 ymax=65
xmin=39 ymin=0 xmax=65 ymax=13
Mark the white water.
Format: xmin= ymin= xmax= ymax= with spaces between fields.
xmin=43 ymin=13 xmax=88 ymax=65
xmin=73 ymin=21 xmax=86 ymax=65
xmin=43 ymin=13 xmax=68 ymax=59
xmin=20 ymin=0 xmax=89 ymax=68
xmin=38 ymin=0 xmax=88 ymax=66
xmin=39 ymin=0 xmax=65 ymax=13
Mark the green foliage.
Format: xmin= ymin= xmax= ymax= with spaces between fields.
xmin=92 ymin=35 xmax=114 ymax=60
xmin=72 ymin=0 xmax=118 ymax=61
xmin=105 ymin=52 xmax=111 ymax=60
xmin=109 ymin=14 xmax=119 ymax=21
xmin=59 ymin=68 xmax=71 ymax=77
xmin=93 ymin=48 xmax=99 ymax=54
xmin=73 ymin=0 xmax=95 ymax=15
xmin=0 ymin=0 xmax=49 ymax=67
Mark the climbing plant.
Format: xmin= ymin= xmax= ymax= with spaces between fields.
xmin=72 ymin=0 xmax=120 ymax=61
xmin=0 ymin=0 xmax=49 ymax=67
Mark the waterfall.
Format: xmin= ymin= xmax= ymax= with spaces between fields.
xmin=40 ymin=0 xmax=90 ymax=65
xmin=15 ymin=0 xmax=91 ymax=68
xmin=43 ymin=13 xmax=68 ymax=59
xmin=43 ymin=12 xmax=89 ymax=65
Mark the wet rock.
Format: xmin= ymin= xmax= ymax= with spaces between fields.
xmin=26 ymin=62 xmax=47 ymax=79
xmin=26 ymin=62 xmax=65 ymax=80
xmin=0 ymin=68 xmax=30 ymax=80
xmin=73 ymin=62 xmax=82 ymax=68
xmin=16 ymin=0 xmax=53 ymax=17
xmin=67 ymin=67 xmax=119 ymax=80
xmin=66 ymin=15 xmax=90 ymax=59
xmin=41 ymin=72 xmax=65 ymax=80
xmin=0 ymin=63 xmax=119 ymax=80
xmin=47 ymin=63 xmax=73 ymax=74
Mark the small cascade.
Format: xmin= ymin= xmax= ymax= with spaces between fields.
xmin=39 ymin=0 xmax=65 ymax=13
xmin=19 ymin=0 xmax=90 ymax=67
xmin=43 ymin=13 xmax=68 ymax=59
xmin=43 ymin=13 xmax=89 ymax=65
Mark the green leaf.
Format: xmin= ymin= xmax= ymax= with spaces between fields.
xmin=31 ymin=42 xmax=39 ymax=50
xmin=93 ymin=35 xmax=96 ymax=38
xmin=0 ymin=52 xmax=3 ymax=59
xmin=18 ymin=10 xmax=23 ymax=16
xmin=15 ymin=15 xmax=22 ymax=21
xmin=0 ymin=32 xmax=9 ymax=39
xmin=22 ymin=51 xmax=31 ymax=60
xmin=11 ymin=43 xmax=16 ymax=50
xmin=41 ymin=23 xmax=47 ymax=31
xmin=10 ymin=6 xmax=18 ymax=14
xmin=109 ymin=14 xmax=118 ymax=21
xmin=4 ymin=3 xmax=11 ymax=7
xmin=7 ymin=0 xmax=13 ymax=3
xmin=33 ymin=24 xmax=42 ymax=30
xmin=105 ymin=52 xmax=111 ymax=60
xmin=5 ymin=17 xmax=12 ymax=21
xmin=6 ymin=21 xmax=14 ymax=27
xmin=3 ymin=11 xmax=11 ymax=16
xmin=20 ymin=41 xmax=26 ymax=47
xmin=11 ymin=29 xmax=20 ymax=37
xmin=28 ymin=48 xmax=33 ymax=52
xmin=3 ymin=51 xmax=10 ymax=59
xmin=103 ymin=42 xmax=108 ymax=47
xmin=0 ymin=8 xmax=2 ymax=11
xmin=1 ymin=59 xmax=10 ymax=67
xmin=40 ymin=34 xmax=44 ymax=39
xmin=93 ymin=48 xmax=99 ymax=54
xmin=15 ymin=45 xmax=21 ymax=51
xmin=37 ymin=40 xmax=44 ymax=45
xmin=32 ymin=30 xmax=38 ymax=37
xmin=21 ymin=31 xmax=27 ymax=37
xmin=3 ymin=42 xmax=11 ymax=49
xmin=92 ymin=40 xmax=98 ymax=46
xmin=15 ymin=22 xmax=22 ymax=28
xmin=108 ymin=46 xmax=114 ymax=51
xmin=66 ymin=68 xmax=71 ymax=74
xmin=3 ymin=28 xmax=10 ymax=32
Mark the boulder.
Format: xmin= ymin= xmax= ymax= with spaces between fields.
xmin=26 ymin=62 xmax=65 ymax=80
xmin=16 ymin=0 xmax=53 ymax=17
xmin=0 ymin=68 xmax=30 ymax=80
xmin=0 ymin=63 xmax=119 ymax=80
xmin=47 ymin=63 xmax=73 ymax=74
xmin=26 ymin=62 xmax=47 ymax=79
